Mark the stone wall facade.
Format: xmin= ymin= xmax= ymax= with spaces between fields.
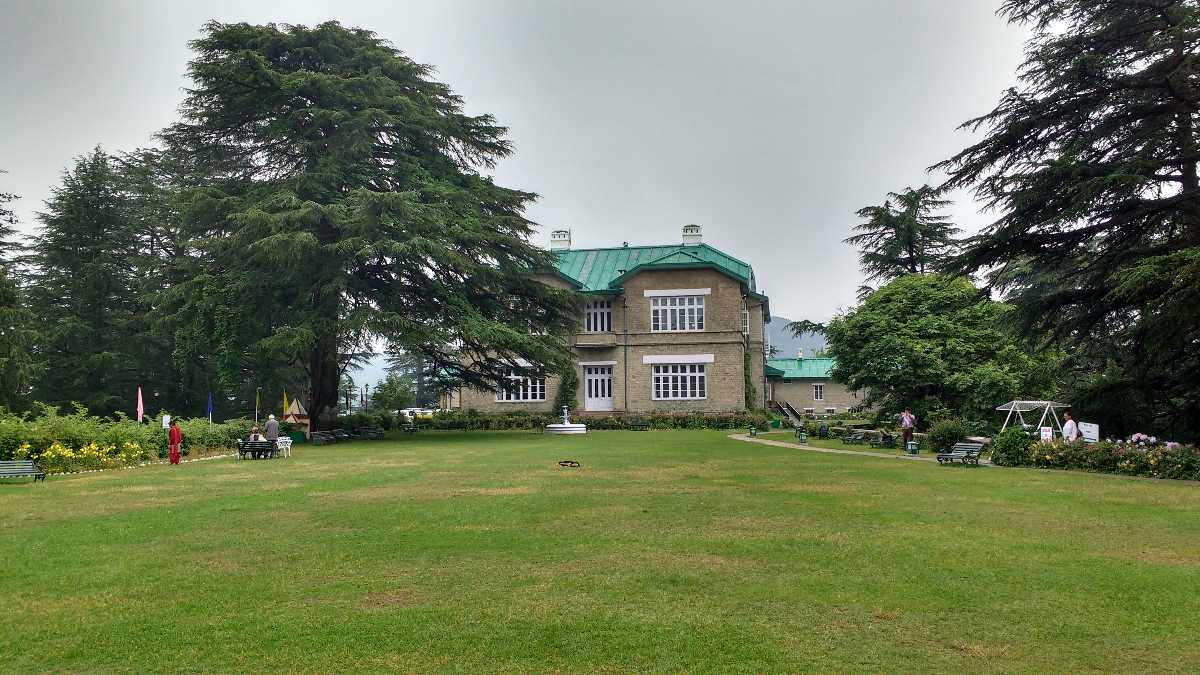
xmin=454 ymin=266 xmax=769 ymax=414
xmin=770 ymin=379 xmax=861 ymax=415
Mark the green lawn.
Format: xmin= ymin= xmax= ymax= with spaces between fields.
xmin=2 ymin=431 xmax=1198 ymax=673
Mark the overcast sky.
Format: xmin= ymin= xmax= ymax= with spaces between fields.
xmin=0 ymin=0 xmax=1028 ymax=322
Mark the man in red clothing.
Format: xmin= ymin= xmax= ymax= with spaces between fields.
xmin=167 ymin=419 xmax=183 ymax=465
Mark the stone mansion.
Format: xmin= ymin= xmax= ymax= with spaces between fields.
xmin=446 ymin=224 xmax=856 ymax=416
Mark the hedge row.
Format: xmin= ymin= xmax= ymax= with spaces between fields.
xmin=424 ymin=411 xmax=770 ymax=431
xmin=989 ymin=428 xmax=1200 ymax=481
xmin=0 ymin=406 xmax=255 ymax=473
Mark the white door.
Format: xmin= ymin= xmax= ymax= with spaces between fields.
xmin=584 ymin=366 xmax=614 ymax=411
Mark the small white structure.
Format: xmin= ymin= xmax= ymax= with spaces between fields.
xmin=997 ymin=400 xmax=1069 ymax=435
xmin=545 ymin=406 xmax=587 ymax=435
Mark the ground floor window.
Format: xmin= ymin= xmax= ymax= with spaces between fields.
xmin=496 ymin=369 xmax=546 ymax=402
xmin=825 ymin=407 xmax=836 ymax=414
xmin=652 ymin=364 xmax=706 ymax=400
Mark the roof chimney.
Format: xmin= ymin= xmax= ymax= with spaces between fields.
xmin=549 ymin=229 xmax=571 ymax=251
xmin=682 ymin=223 xmax=702 ymax=245
xmin=797 ymin=348 xmax=804 ymax=360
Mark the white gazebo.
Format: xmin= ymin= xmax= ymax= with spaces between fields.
xmin=996 ymin=400 xmax=1069 ymax=434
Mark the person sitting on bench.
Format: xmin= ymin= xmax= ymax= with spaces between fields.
xmin=248 ymin=426 xmax=266 ymax=441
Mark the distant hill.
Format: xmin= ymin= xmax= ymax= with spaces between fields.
xmin=767 ymin=316 xmax=828 ymax=359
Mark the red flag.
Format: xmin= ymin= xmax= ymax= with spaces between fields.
xmin=136 ymin=386 xmax=144 ymax=423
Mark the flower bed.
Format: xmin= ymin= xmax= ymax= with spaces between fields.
xmin=0 ymin=406 xmax=253 ymax=474
xmin=989 ymin=428 xmax=1200 ymax=481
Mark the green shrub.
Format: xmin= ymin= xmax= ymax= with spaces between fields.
xmin=927 ymin=419 xmax=969 ymax=453
xmin=989 ymin=427 xmax=1033 ymax=466
xmin=424 ymin=411 xmax=768 ymax=432
xmin=993 ymin=438 xmax=1200 ymax=481
xmin=0 ymin=405 xmax=247 ymax=473
xmin=339 ymin=410 xmax=398 ymax=432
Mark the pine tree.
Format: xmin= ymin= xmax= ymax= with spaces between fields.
xmin=0 ymin=265 xmax=38 ymax=409
xmin=844 ymin=185 xmax=959 ymax=286
xmin=162 ymin=22 xmax=577 ymax=428
xmin=27 ymin=148 xmax=145 ymax=415
xmin=936 ymin=0 xmax=1200 ymax=437
xmin=0 ymin=170 xmax=24 ymax=265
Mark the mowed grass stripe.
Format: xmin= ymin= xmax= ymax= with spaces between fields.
xmin=1 ymin=431 xmax=1197 ymax=673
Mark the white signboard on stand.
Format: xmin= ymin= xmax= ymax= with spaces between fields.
xmin=1040 ymin=426 xmax=1054 ymax=441
xmin=161 ymin=414 xmax=171 ymax=429
xmin=1079 ymin=422 xmax=1099 ymax=443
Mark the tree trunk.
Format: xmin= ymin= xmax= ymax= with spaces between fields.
xmin=308 ymin=329 xmax=340 ymax=431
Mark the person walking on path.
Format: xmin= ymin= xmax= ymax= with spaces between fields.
xmin=900 ymin=409 xmax=916 ymax=449
xmin=1062 ymin=410 xmax=1081 ymax=443
xmin=167 ymin=419 xmax=183 ymax=465
xmin=265 ymin=414 xmax=279 ymax=443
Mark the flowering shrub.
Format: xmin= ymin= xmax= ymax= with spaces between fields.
xmin=995 ymin=433 xmax=1200 ymax=481
xmin=0 ymin=405 xmax=252 ymax=474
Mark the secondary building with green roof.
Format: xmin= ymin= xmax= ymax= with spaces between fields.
xmin=766 ymin=354 xmax=860 ymax=418
xmin=451 ymin=224 xmax=772 ymax=414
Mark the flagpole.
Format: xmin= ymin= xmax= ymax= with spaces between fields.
xmin=255 ymin=387 xmax=261 ymax=424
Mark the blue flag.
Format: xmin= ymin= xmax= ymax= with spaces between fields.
xmin=206 ymin=391 xmax=213 ymax=422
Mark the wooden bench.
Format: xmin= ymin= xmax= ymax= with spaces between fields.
xmin=937 ymin=442 xmax=984 ymax=465
xmin=311 ymin=431 xmax=335 ymax=445
xmin=236 ymin=439 xmax=278 ymax=460
xmin=402 ymin=424 xmax=421 ymax=434
xmin=0 ymin=459 xmax=46 ymax=482
xmin=628 ymin=417 xmax=649 ymax=431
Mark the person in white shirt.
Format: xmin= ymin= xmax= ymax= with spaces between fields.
xmin=1062 ymin=410 xmax=1081 ymax=442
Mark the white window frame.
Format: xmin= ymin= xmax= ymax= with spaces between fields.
xmin=650 ymin=295 xmax=705 ymax=332
xmin=652 ymin=363 xmax=707 ymax=400
xmin=825 ymin=407 xmax=836 ymax=414
xmin=495 ymin=368 xmax=546 ymax=402
xmin=813 ymin=384 xmax=824 ymax=401
xmin=583 ymin=299 xmax=613 ymax=333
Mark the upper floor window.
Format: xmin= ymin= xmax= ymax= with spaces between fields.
xmin=813 ymin=384 xmax=824 ymax=401
xmin=651 ymin=296 xmax=705 ymax=332
xmin=496 ymin=368 xmax=546 ymax=402
xmin=584 ymin=300 xmax=612 ymax=332
xmin=741 ymin=309 xmax=750 ymax=335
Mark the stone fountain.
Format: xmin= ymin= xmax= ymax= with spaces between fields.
xmin=544 ymin=406 xmax=587 ymax=435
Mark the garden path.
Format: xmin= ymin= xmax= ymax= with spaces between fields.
xmin=728 ymin=433 xmax=992 ymax=465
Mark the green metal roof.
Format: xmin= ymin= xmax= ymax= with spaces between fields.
xmin=766 ymin=357 xmax=835 ymax=379
xmin=552 ymin=244 xmax=757 ymax=293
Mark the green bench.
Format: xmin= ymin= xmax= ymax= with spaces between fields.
xmin=842 ymin=431 xmax=867 ymax=445
xmin=628 ymin=418 xmax=649 ymax=431
xmin=0 ymin=459 xmax=46 ymax=482
xmin=937 ymin=442 xmax=984 ymax=465
xmin=355 ymin=426 xmax=385 ymax=439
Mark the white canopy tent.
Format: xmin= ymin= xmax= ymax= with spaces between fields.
xmin=997 ymin=400 xmax=1069 ymax=434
